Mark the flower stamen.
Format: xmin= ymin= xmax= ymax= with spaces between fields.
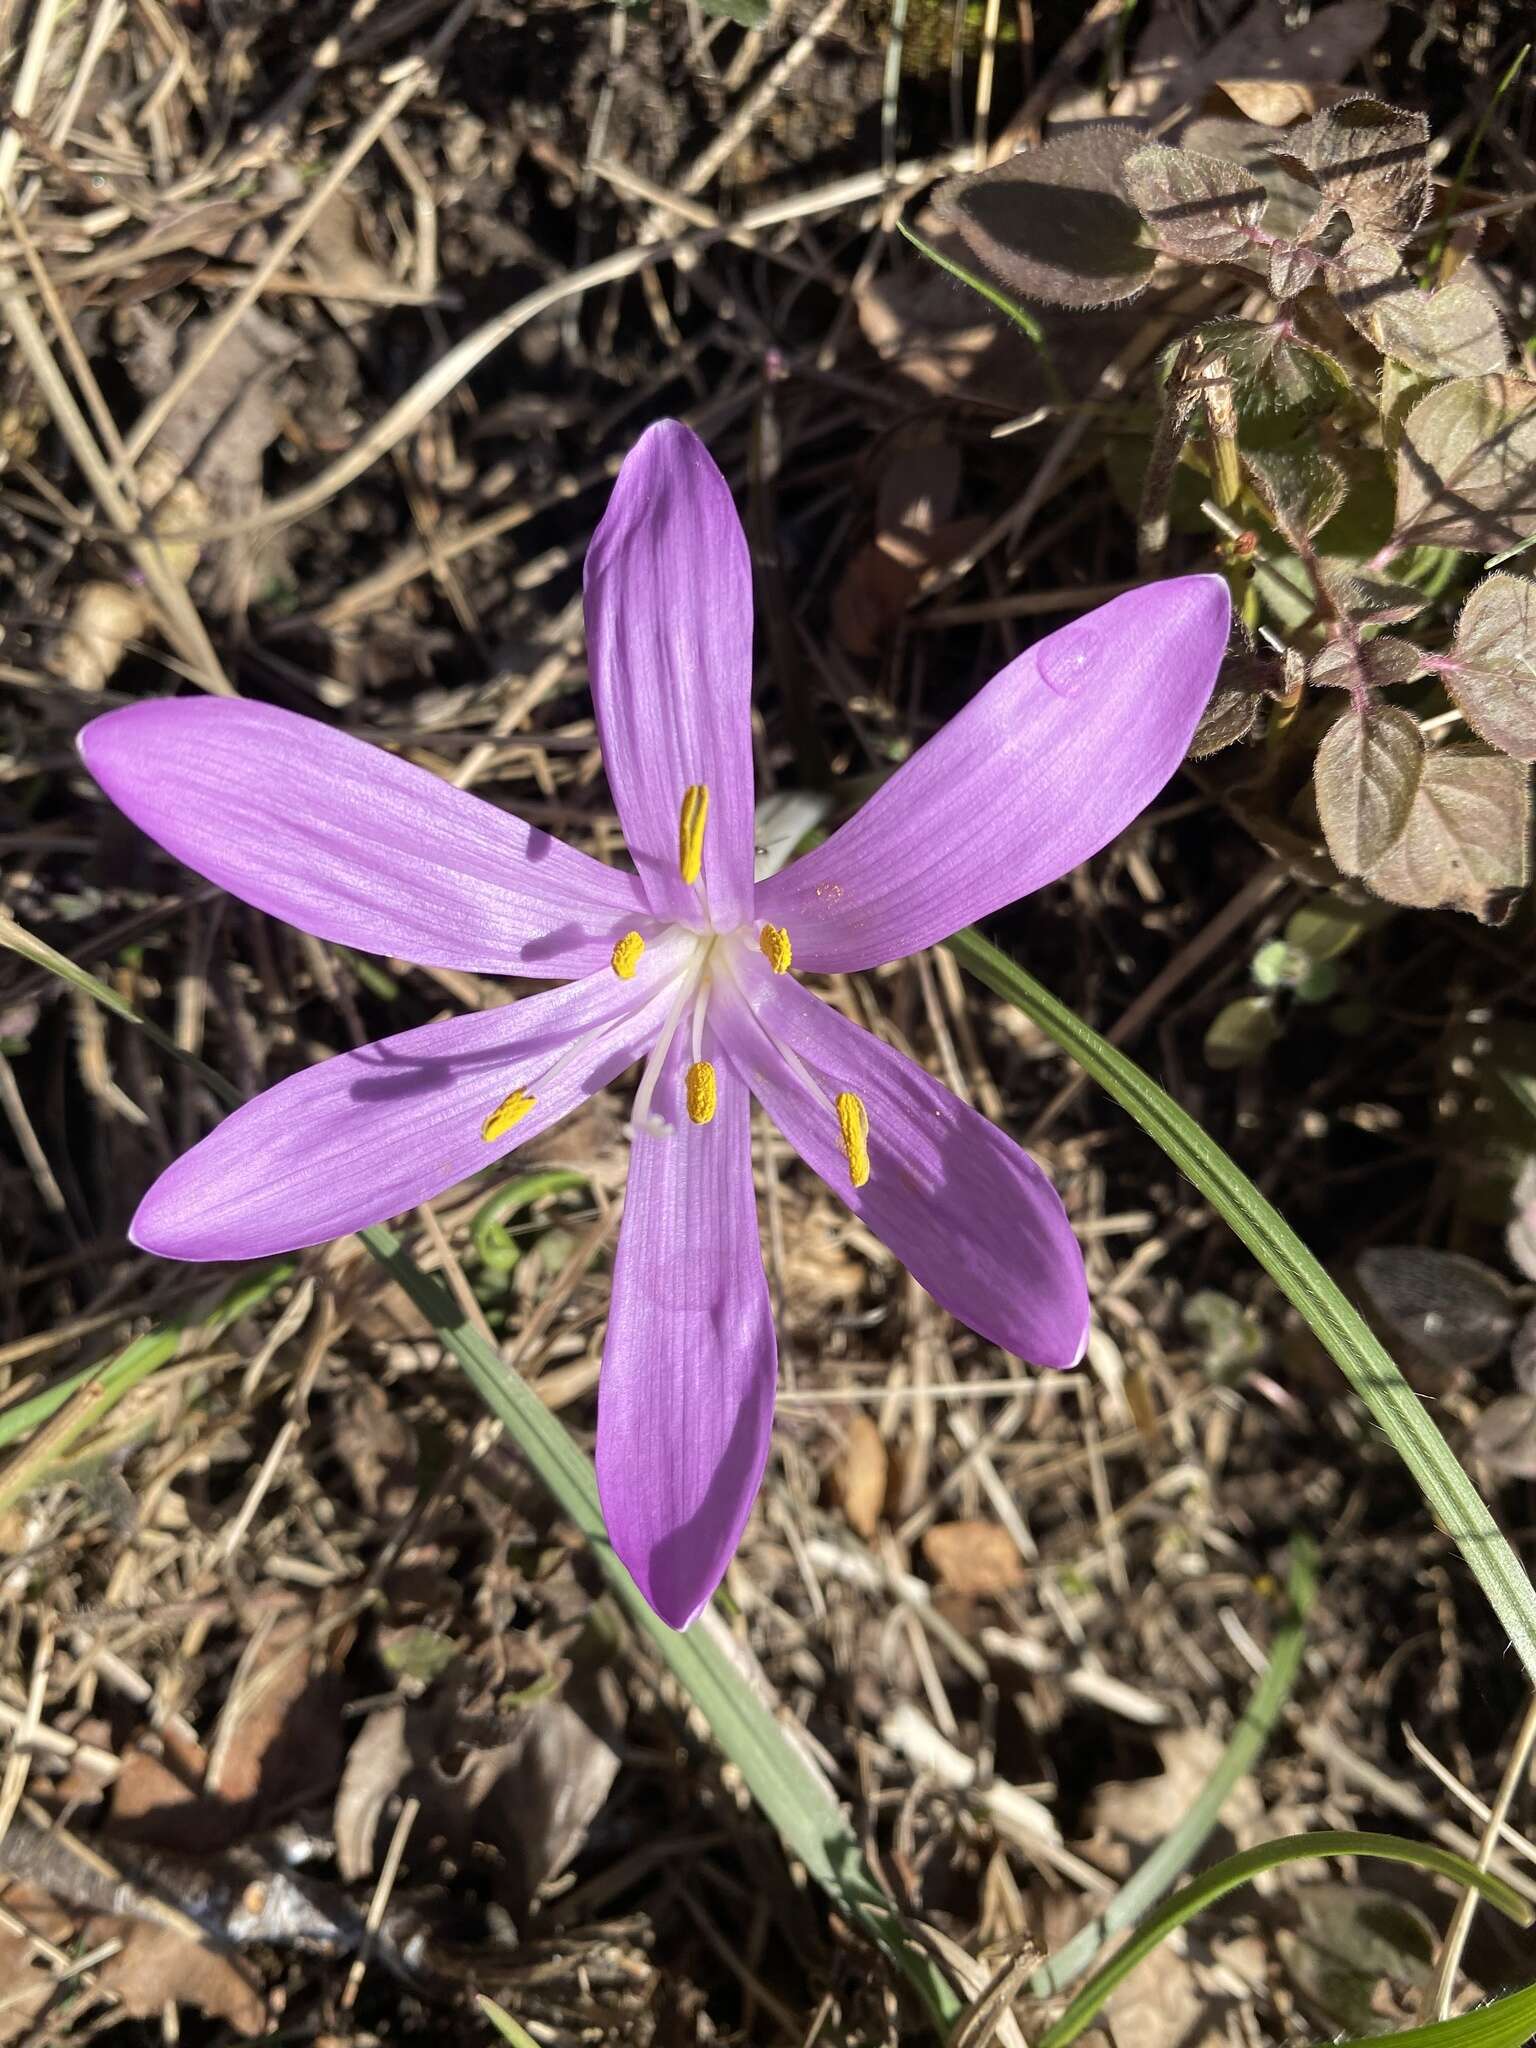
xmin=835 ymin=1090 xmax=870 ymax=1188
xmin=482 ymin=1087 xmax=536 ymax=1143
xmin=611 ymin=930 xmax=645 ymax=979
xmin=758 ymin=923 xmax=792 ymax=974
xmin=686 ymin=1060 xmax=717 ymax=1125
xmin=678 ymin=784 xmax=709 ymax=886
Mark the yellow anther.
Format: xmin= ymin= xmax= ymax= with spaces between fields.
xmin=678 ymin=784 xmax=709 ymax=886
xmin=481 ymin=1087 xmax=536 ymax=1143
xmin=686 ymin=1060 xmax=718 ymax=1125
xmin=611 ymin=930 xmax=645 ymax=980
xmin=835 ymin=1091 xmax=870 ymax=1189
xmin=758 ymin=923 xmax=793 ymax=974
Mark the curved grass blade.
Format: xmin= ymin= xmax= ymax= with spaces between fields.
xmin=946 ymin=928 xmax=1536 ymax=1692
xmin=1027 ymin=1536 xmax=1315 ymax=1997
xmin=1311 ymin=1980 xmax=1536 ymax=2048
xmin=1038 ymin=1832 xmax=1533 ymax=2048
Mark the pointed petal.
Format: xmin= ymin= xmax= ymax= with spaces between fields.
xmin=755 ymin=577 xmax=1230 ymax=970
xmin=133 ymin=956 xmax=685 ymax=1261
xmin=81 ymin=698 xmax=651 ymax=977
xmin=585 ymin=421 xmax=756 ymax=928
xmin=597 ymin=1032 xmax=775 ymax=1629
xmin=715 ymin=956 xmax=1087 ymax=1366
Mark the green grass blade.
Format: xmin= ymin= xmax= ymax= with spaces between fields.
xmin=476 ymin=1997 xmax=542 ymax=2048
xmin=1038 ymin=1832 xmax=1533 ymax=2048
xmin=0 ymin=1261 xmax=291 ymax=1455
xmin=1028 ymin=1537 xmax=1316 ymax=1997
xmin=946 ymin=928 xmax=1536 ymax=1691
xmin=1310 ymin=1981 xmax=1536 ymax=2048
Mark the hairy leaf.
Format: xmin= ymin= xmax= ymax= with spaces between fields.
xmin=933 ymin=124 xmax=1156 ymax=309
xmin=1189 ymin=685 xmax=1262 ymax=757
xmin=1365 ymin=746 xmax=1530 ymax=919
xmin=1244 ymin=444 xmax=1348 ymax=546
xmin=1308 ymin=635 xmax=1426 ymax=692
xmin=1294 ymin=95 xmax=1430 ymax=240
xmin=1447 ymin=572 xmax=1536 ymax=760
xmin=1330 ymin=237 xmax=1509 ymax=376
xmin=1186 ymin=320 xmax=1350 ymax=439
xmin=1179 ymin=116 xmax=1329 ymax=238
xmin=1356 ymin=1247 xmax=1517 ymax=1372
xmin=1395 ymin=375 xmax=1536 ymax=553
xmin=1319 ymin=559 xmax=1430 ymax=624
xmin=1123 ymin=143 xmax=1266 ymax=267
xmin=1315 ymin=702 xmax=1425 ymax=873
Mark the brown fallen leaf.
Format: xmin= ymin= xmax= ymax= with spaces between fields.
xmin=334 ymin=1675 xmax=623 ymax=1908
xmin=0 ymin=1881 xmax=265 ymax=2042
xmin=922 ymin=1519 xmax=1027 ymax=1597
xmin=111 ymin=1597 xmax=343 ymax=1856
xmin=831 ymin=1413 xmax=889 ymax=1540
xmin=1112 ymin=0 xmax=1387 ymax=127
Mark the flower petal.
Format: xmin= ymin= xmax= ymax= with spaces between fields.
xmin=715 ymin=955 xmax=1087 ymax=1366
xmin=81 ymin=698 xmax=650 ymax=976
xmin=132 ymin=954 xmax=686 ymax=1261
xmin=755 ymin=576 xmax=1230 ymax=970
xmin=596 ymin=1031 xmax=775 ymax=1629
xmin=584 ymin=421 xmax=757 ymax=929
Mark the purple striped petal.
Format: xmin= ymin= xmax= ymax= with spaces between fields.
xmin=596 ymin=1032 xmax=775 ymax=1629
xmin=584 ymin=422 xmax=757 ymax=930
xmin=755 ymin=577 xmax=1230 ymax=971
xmin=81 ymin=698 xmax=651 ymax=977
xmin=715 ymin=955 xmax=1087 ymax=1366
xmin=132 ymin=959 xmax=683 ymax=1261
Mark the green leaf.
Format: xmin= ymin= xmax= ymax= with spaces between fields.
xmin=1204 ymin=994 xmax=1282 ymax=1069
xmin=932 ymin=124 xmax=1155 ymax=309
xmin=1395 ymin=375 xmax=1536 ymax=553
xmin=1036 ymin=1832 xmax=1530 ymax=2048
xmin=1314 ymin=702 xmax=1425 ymax=875
xmin=1446 ymin=572 xmax=1536 ymax=760
xmin=1309 ymin=636 xmax=1427 ymax=692
xmin=1188 ymin=319 xmax=1350 ymax=439
xmin=1365 ymin=745 xmax=1530 ymax=921
xmin=1331 ymin=238 xmax=1509 ymax=376
xmin=945 ymin=929 xmax=1536 ymax=1698
xmin=1123 ymin=143 xmax=1266 ymax=267
xmin=1244 ymin=444 xmax=1349 ymax=547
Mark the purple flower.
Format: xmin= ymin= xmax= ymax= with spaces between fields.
xmin=80 ymin=421 xmax=1229 ymax=1629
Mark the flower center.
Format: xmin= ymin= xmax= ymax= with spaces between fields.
xmin=476 ymin=784 xmax=871 ymax=1181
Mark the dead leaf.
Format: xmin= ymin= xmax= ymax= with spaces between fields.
xmin=923 ymin=1520 xmax=1026 ymax=1597
xmin=831 ymin=1414 xmax=888 ymax=1539
xmin=44 ymin=581 xmax=153 ymax=694
xmin=0 ymin=1883 xmax=265 ymax=2041
xmin=1113 ymin=0 xmax=1388 ymax=127
xmin=111 ymin=1598 xmax=343 ymax=1855
xmin=335 ymin=1678 xmax=623 ymax=1907
xmin=1085 ymin=1728 xmax=1262 ymax=1872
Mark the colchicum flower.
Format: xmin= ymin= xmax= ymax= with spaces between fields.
xmin=82 ymin=421 xmax=1229 ymax=1628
